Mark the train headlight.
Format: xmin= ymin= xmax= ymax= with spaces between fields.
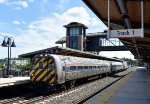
xmin=31 ymin=74 xmax=34 ymax=76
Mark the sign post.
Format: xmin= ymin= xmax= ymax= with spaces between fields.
xmin=107 ymin=0 xmax=110 ymax=39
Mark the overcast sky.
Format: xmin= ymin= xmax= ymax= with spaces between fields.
xmin=0 ymin=0 xmax=134 ymax=59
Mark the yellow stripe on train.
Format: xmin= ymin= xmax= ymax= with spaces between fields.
xmin=29 ymin=70 xmax=34 ymax=76
xmin=36 ymin=68 xmax=48 ymax=81
xmin=49 ymin=69 xmax=56 ymax=84
xmin=43 ymin=61 xmax=47 ymax=68
xmin=49 ymin=77 xmax=56 ymax=84
xmin=43 ymin=76 xmax=48 ymax=81
xmin=41 ymin=58 xmax=45 ymax=62
xmin=34 ymin=63 xmax=39 ymax=69
xmin=31 ymin=70 xmax=41 ymax=81
xmin=50 ymin=69 xmax=55 ymax=75
xmin=48 ymin=59 xmax=53 ymax=64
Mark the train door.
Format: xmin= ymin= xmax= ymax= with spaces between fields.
xmin=47 ymin=58 xmax=56 ymax=84
xmin=30 ymin=57 xmax=49 ymax=82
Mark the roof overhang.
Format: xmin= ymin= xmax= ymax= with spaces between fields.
xmin=83 ymin=0 xmax=150 ymax=63
xmin=19 ymin=46 xmax=122 ymax=62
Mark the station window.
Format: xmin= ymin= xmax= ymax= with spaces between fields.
xmin=72 ymin=41 xmax=76 ymax=49
xmin=70 ymin=27 xmax=80 ymax=36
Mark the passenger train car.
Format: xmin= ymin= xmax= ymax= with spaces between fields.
xmin=30 ymin=54 xmax=127 ymax=89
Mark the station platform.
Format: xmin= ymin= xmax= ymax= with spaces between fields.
xmin=84 ymin=67 xmax=150 ymax=104
xmin=0 ymin=77 xmax=30 ymax=88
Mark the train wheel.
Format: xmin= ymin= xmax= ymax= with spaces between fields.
xmin=46 ymin=84 xmax=56 ymax=93
xmin=56 ymin=84 xmax=66 ymax=91
xmin=99 ymin=75 xmax=102 ymax=78
xmin=70 ymin=81 xmax=75 ymax=88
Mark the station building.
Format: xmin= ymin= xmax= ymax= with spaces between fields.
xmin=56 ymin=22 xmax=127 ymax=53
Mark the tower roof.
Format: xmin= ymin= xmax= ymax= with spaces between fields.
xmin=64 ymin=22 xmax=88 ymax=29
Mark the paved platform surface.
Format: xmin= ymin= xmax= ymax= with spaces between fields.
xmin=0 ymin=77 xmax=30 ymax=87
xmin=84 ymin=67 xmax=150 ymax=104
xmin=107 ymin=67 xmax=150 ymax=104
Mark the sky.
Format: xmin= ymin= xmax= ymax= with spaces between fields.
xmin=0 ymin=0 xmax=134 ymax=59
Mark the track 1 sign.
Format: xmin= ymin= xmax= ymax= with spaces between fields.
xmin=109 ymin=29 xmax=143 ymax=38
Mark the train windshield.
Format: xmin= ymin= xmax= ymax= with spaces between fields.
xmin=31 ymin=56 xmax=55 ymax=70
xmin=31 ymin=57 xmax=47 ymax=70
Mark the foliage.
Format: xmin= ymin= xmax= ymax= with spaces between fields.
xmin=12 ymin=63 xmax=30 ymax=70
xmin=0 ymin=64 xmax=5 ymax=69
xmin=113 ymin=57 xmax=138 ymax=66
xmin=24 ymin=63 xmax=30 ymax=70
xmin=120 ymin=58 xmax=138 ymax=66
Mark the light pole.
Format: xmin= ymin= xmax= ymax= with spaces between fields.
xmin=1 ymin=36 xmax=16 ymax=77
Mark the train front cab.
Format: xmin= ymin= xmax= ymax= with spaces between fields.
xmin=29 ymin=54 xmax=56 ymax=86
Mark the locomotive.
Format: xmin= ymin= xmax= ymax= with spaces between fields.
xmin=30 ymin=54 xmax=128 ymax=90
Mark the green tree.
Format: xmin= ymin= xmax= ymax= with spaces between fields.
xmin=15 ymin=63 xmax=30 ymax=70
xmin=24 ymin=63 xmax=30 ymax=70
xmin=16 ymin=64 xmax=23 ymax=69
xmin=0 ymin=64 xmax=5 ymax=69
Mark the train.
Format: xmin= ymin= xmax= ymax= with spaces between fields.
xmin=29 ymin=54 xmax=128 ymax=90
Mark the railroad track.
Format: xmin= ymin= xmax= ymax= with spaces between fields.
xmin=0 ymin=68 xmax=136 ymax=104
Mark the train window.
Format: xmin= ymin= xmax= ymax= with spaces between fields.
xmin=83 ymin=66 xmax=86 ymax=69
xmin=32 ymin=58 xmax=36 ymax=64
xmin=70 ymin=66 xmax=76 ymax=70
xmin=32 ymin=58 xmax=35 ymax=63
xmin=89 ymin=66 xmax=92 ymax=69
xmin=66 ymin=67 xmax=70 ymax=71
xmin=98 ymin=66 xmax=101 ymax=68
xmin=62 ymin=66 xmax=65 ymax=71
xmin=84 ymin=66 xmax=88 ymax=69
xmin=93 ymin=66 xmax=96 ymax=69
xmin=31 ymin=64 xmax=35 ymax=69
xmin=49 ymin=64 xmax=55 ymax=70
xmin=78 ymin=66 xmax=83 ymax=69
xmin=39 ymin=62 xmax=43 ymax=69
